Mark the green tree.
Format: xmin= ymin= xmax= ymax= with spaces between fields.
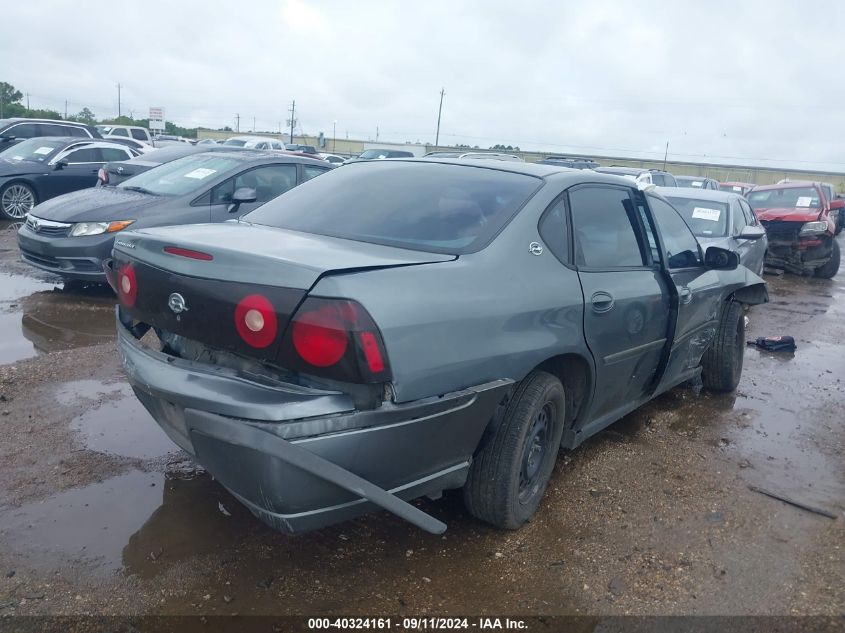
xmin=0 ymin=81 xmax=24 ymax=118
xmin=75 ymin=107 xmax=96 ymax=124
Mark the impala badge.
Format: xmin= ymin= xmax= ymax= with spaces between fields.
xmin=168 ymin=293 xmax=188 ymax=314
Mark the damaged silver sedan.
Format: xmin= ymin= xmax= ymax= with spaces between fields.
xmin=107 ymin=159 xmax=767 ymax=534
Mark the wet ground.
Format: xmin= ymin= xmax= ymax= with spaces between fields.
xmin=0 ymin=219 xmax=842 ymax=618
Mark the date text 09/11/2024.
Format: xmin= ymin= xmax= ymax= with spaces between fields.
xmin=307 ymin=617 xmax=529 ymax=630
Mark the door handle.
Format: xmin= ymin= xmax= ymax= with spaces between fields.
xmin=679 ymin=286 xmax=692 ymax=304
xmin=590 ymin=291 xmax=615 ymax=313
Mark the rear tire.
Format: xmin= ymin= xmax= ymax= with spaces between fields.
xmin=701 ymin=301 xmax=744 ymax=393
xmin=814 ymin=239 xmax=840 ymax=279
xmin=463 ymin=371 xmax=566 ymax=530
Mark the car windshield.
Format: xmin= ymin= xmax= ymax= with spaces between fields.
xmin=746 ymin=186 xmax=820 ymax=210
xmin=244 ymin=161 xmax=541 ymax=254
xmin=719 ymin=183 xmax=747 ymax=193
xmin=223 ymin=139 xmax=248 ymax=147
xmin=358 ymin=149 xmax=393 ymax=159
xmin=117 ymin=154 xmax=242 ymax=196
xmin=0 ymin=138 xmax=66 ymax=163
xmin=665 ymin=197 xmax=730 ymax=237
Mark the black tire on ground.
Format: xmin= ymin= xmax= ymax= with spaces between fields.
xmin=814 ymin=239 xmax=840 ymax=279
xmin=0 ymin=181 xmax=37 ymax=221
xmin=701 ymin=300 xmax=745 ymax=393
xmin=835 ymin=210 xmax=844 ymax=236
xmin=463 ymin=370 xmax=566 ymax=530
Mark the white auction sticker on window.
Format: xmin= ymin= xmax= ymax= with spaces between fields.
xmin=691 ymin=207 xmax=721 ymax=221
xmin=795 ymin=196 xmax=813 ymax=207
xmin=34 ymin=146 xmax=54 ymax=156
xmin=692 ymin=181 xmax=703 ymax=187
xmin=732 ymin=186 xmax=742 ymax=192
xmin=184 ymin=168 xmax=217 ymax=179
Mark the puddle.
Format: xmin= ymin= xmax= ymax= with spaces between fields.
xmin=70 ymin=395 xmax=177 ymax=460
xmin=0 ymin=270 xmax=116 ymax=363
xmin=0 ymin=272 xmax=57 ymax=363
xmin=0 ymin=470 xmax=261 ymax=578
xmin=54 ymin=379 xmax=131 ymax=406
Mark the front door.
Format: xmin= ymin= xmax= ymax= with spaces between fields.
xmin=645 ymin=195 xmax=724 ymax=391
xmin=570 ymin=184 xmax=671 ymax=421
xmin=207 ymin=163 xmax=298 ymax=222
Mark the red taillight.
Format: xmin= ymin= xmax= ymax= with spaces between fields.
xmin=281 ymin=297 xmax=391 ymax=383
xmin=98 ymin=168 xmax=108 ymax=185
xmin=292 ymin=304 xmax=349 ymax=367
xmin=163 ymin=246 xmax=214 ymax=261
xmin=234 ymin=294 xmax=278 ymax=349
xmin=117 ymin=263 xmax=137 ymax=307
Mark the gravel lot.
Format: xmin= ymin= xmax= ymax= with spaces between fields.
xmin=0 ymin=219 xmax=842 ymax=619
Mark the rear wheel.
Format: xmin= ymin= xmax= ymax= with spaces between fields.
xmin=0 ymin=182 xmax=36 ymax=220
xmin=463 ymin=371 xmax=566 ymax=529
xmin=814 ymin=239 xmax=840 ymax=279
xmin=701 ymin=300 xmax=744 ymax=392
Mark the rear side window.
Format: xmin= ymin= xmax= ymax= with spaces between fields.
xmin=244 ymin=162 xmax=541 ymax=254
xmin=131 ymin=129 xmax=148 ymax=141
xmin=66 ymin=126 xmax=91 ymax=138
xmin=102 ymin=147 xmax=131 ymax=162
xmin=570 ymin=185 xmax=645 ymax=268
xmin=538 ymin=197 xmax=569 ymax=265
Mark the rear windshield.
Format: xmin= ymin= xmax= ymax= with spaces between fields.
xmin=746 ymin=187 xmax=820 ymax=210
xmin=118 ymin=154 xmax=242 ymax=196
xmin=223 ymin=139 xmax=248 ymax=147
xmin=244 ymin=161 xmax=541 ymax=254
xmin=665 ymin=197 xmax=730 ymax=237
xmin=676 ymin=176 xmax=706 ymax=188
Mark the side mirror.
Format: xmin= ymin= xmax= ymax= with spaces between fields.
xmin=227 ymin=187 xmax=257 ymax=213
xmin=53 ymin=158 xmax=69 ymax=171
xmin=704 ymin=246 xmax=739 ymax=270
xmin=737 ymin=225 xmax=766 ymax=241
xmin=829 ymin=199 xmax=844 ymax=210
xmin=0 ymin=134 xmax=14 ymax=143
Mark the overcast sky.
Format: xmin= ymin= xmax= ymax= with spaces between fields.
xmin=2 ymin=1 xmax=843 ymax=170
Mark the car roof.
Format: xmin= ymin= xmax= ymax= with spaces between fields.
xmin=657 ymin=186 xmax=740 ymax=203
xmin=191 ymin=149 xmax=326 ymax=165
xmin=3 ymin=118 xmax=91 ymax=126
xmin=752 ymin=180 xmax=820 ymax=191
xmin=595 ymin=166 xmax=646 ymax=175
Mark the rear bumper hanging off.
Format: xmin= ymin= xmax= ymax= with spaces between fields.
xmin=117 ymin=312 xmax=511 ymax=534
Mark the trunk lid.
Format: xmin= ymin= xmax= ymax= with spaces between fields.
xmin=111 ymin=222 xmax=455 ymax=363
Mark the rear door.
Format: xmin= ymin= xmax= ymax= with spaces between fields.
xmin=645 ymin=194 xmax=723 ymax=391
xmin=570 ymin=184 xmax=671 ymax=420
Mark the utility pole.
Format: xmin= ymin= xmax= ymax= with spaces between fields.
xmin=235 ymin=113 xmax=240 ymax=133
xmin=288 ymin=99 xmax=296 ymax=144
xmin=64 ymin=100 xmax=68 ymax=119
xmin=435 ymin=88 xmax=445 ymax=147
xmin=332 ymin=120 xmax=337 ymax=152
xmin=26 ymin=93 xmax=30 ymax=110
xmin=117 ymin=83 xmax=121 ymax=118
xmin=663 ymin=140 xmax=669 ymax=171
xmin=253 ymin=116 xmax=256 ymax=132
xmin=376 ymin=126 xmax=379 ymax=142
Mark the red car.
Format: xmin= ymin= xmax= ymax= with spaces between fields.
xmin=719 ymin=181 xmax=755 ymax=196
xmin=746 ymin=181 xmax=840 ymax=278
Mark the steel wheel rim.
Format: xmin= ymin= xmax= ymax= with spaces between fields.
xmin=519 ymin=402 xmax=553 ymax=504
xmin=2 ymin=185 xmax=34 ymax=219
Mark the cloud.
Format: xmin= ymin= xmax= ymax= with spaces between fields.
xmin=1 ymin=0 xmax=842 ymax=169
